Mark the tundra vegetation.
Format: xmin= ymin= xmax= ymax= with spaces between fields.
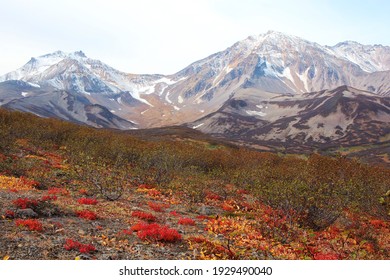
xmin=0 ymin=109 xmax=388 ymax=260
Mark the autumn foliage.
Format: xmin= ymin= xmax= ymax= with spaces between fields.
xmin=1 ymin=108 xmax=389 ymax=260
xmin=13 ymin=198 xmax=38 ymax=209
xmin=40 ymin=195 xmax=57 ymax=202
xmin=76 ymin=210 xmax=98 ymax=220
xmin=178 ymin=218 xmax=196 ymax=226
xmin=15 ymin=219 xmax=43 ymax=232
xmin=131 ymin=222 xmax=182 ymax=242
xmin=147 ymin=201 xmax=168 ymax=212
xmin=131 ymin=210 xmax=157 ymax=222
xmin=77 ymin=198 xmax=98 ymax=205
xmin=47 ymin=187 xmax=69 ymax=196
xmin=64 ymin=239 xmax=96 ymax=254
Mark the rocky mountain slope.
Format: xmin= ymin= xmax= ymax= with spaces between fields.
xmin=188 ymin=86 xmax=390 ymax=149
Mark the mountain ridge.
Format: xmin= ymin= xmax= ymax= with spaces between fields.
xmin=0 ymin=31 xmax=389 ymax=151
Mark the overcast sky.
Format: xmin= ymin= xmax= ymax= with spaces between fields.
xmin=1 ymin=0 xmax=389 ymax=75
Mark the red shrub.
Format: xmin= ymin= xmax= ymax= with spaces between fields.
xmin=131 ymin=211 xmax=156 ymax=222
xmin=64 ymin=239 xmax=80 ymax=250
xmin=79 ymin=244 xmax=96 ymax=254
xmin=15 ymin=219 xmax=43 ymax=231
xmin=40 ymin=195 xmax=58 ymax=202
xmin=13 ymin=198 xmax=39 ymax=209
xmin=178 ymin=217 xmax=196 ymax=226
xmin=147 ymin=201 xmax=168 ymax=212
xmin=48 ymin=187 xmax=69 ymax=196
xmin=76 ymin=210 xmax=98 ymax=220
xmin=64 ymin=239 xmax=96 ymax=254
xmin=131 ymin=222 xmax=181 ymax=242
xmin=370 ymin=219 xmax=386 ymax=229
xmin=77 ymin=198 xmax=98 ymax=205
xmin=130 ymin=222 xmax=146 ymax=232
xmin=170 ymin=211 xmax=181 ymax=217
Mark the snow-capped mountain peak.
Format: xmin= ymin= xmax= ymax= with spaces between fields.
xmin=329 ymin=41 xmax=390 ymax=72
xmin=0 ymin=50 xmax=94 ymax=82
xmin=1 ymin=31 xmax=390 ymax=132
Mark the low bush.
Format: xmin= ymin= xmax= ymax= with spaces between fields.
xmin=13 ymin=198 xmax=39 ymax=209
xmin=77 ymin=198 xmax=98 ymax=205
xmin=64 ymin=239 xmax=96 ymax=254
xmin=178 ymin=218 xmax=196 ymax=226
xmin=15 ymin=219 xmax=43 ymax=231
xmin=76 ymin=210 xmax=98 ymax=220
xmin=131 ymin=211 xmax=157 ymax=222
xmin=131 ymin=222 xmax=181 ymax=242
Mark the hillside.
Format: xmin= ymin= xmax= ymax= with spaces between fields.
xmin=0 ymin=109 xmax=389 ymax=260
xmin=187 ymin=86 xmax=390 ymax=164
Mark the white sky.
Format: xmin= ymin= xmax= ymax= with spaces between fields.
xmin=0 ymin=0 xmax=389 ymax=75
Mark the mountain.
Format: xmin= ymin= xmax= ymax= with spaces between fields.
xmin=0 ymin=80 xmax=135 ymax=129
xmin=0 ymin=51 xmax=168 ymax=129
xmin=165 ymin=31 xmax=390 ymax=113
xmin=0 ymin=31 xmax=389 ymax=151
xmin=188 ymin=85 xmax=390 ymax=151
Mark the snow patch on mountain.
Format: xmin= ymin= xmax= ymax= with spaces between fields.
xmin=27 ymin=82 xmax=40 ymax=88
xmin=192 ymin=123 xmax=204 ymax=129
xmin=246 ymin=110 xmax=267 ymax=117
